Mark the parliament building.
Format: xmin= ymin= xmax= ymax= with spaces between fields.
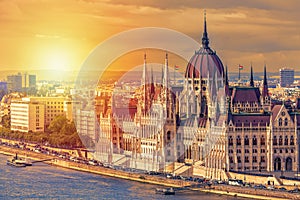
xmin=86 ymin=14 xmax=300 ymax=180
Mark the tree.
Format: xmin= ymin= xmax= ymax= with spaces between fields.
xmin=48 ymin=115 xmax=68 ymax=133
xmin=1 ymin=114 xmax=10 ymax=129
xmin=61 ymin=121 xmax=77 ymax=135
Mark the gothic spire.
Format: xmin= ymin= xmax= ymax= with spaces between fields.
xmin=225 ymin=65 xmax=229 ymax=86
xmin=225 ymin=65 xmax=229 ymax=96
xmin=262 ymin=64 xmax=269 ymax=97
xmin=150 ymin=67 xmax=155 ymax=95
xmin=202 ymin=10 xmax=209 ymax=48
xmin=163 ymin=52 xmax=169 ymax=88
xmin=250 ymin=64 xmax=254 ymax=87
xmin=142 ymin=53 xmax=147 ymax=86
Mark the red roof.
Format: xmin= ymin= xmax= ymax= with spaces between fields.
xmin=271 ymin=105 xmax=282 ymax=121
xmin=231 ymin=87 xmax=261 ymax=105
xmin=231 ymin=114 xmax=270 ymax=127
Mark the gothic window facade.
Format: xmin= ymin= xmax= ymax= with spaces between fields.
xmin=252 ymin=135 xmax=257 ymax=146
xmin=229 ymin=136 xmax=233 ymax=146
xmin=290 ymin=136 xmax=294 ymax=145
xmin=273 ymin=136 xmax=277 ymax=145
xmin=236 ymin=136 xmax=241 ymax=146
xmin=244 ymin=135 xmax=249 ymax=145
xmin=284 ymin=118 xmax=288 ymax=126
xmin=284 ymin=136 xmax=288 ymax=145
xmin=260 ymin=136 xmax=265 ymax=146
xmin=278 ymin=118 xmax=282 ymax=126
xmin=279 ymin=136 xmax=283 ymax=145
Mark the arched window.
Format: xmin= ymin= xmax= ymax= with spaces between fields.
xmin=236 ymin=136 xmax=241 ymax=146
xmin=167 ymin=131 xmax=171 ymax=141
xmin=284 ymin=118 xmax=288 ymax=126
xmin=261 ymin=136 xmax=265 ymax=146
xmin=273 ymin=136 xmax=277 ymax=145
xmin=286 ymin=157 xmax=293 ymax=171
xmin=274 ymin=157 xmax=281 ymax=171
xmin=229 ymin=136 xmax=233 ymax=146
xmin=284 ymin=136 xmax=288 ymax=145
xmin=278 ymin=118 xmax=282 ymax=126
xmin=252 ymin=135 xmax=257 ymax=146
xmin=279 ymin=136 xmax=283 ymax=145
xmin=244 ymin=135 xmax=249 ymax=145
xmin=290 ymin=136 xmax=294 ymax=145
xmin=237 ymin=156 xmax=241 ymax=163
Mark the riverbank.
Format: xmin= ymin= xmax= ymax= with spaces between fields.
xmin=0 ymin=145 xmax=296 ymax=200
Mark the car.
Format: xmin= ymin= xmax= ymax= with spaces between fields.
xmin=278 ymin=187 xmax=287 ymax=191
xmin=88 ymin=160 xmax=98 ymax=166
xmin=288 ymin=188 xmax=300 ymax=193
xmin=253 ymin=184 xmax=267 ymax=189
xmin=267 ymin=186 xmax=275 ymax=190
xmin=166 ymin=174 xmax=173 ymax=179
xmin=103 ymin=163 xmax=110 ymax=168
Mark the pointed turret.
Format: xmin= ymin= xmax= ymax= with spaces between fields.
xmin=150 ymin=67 xmax=155 ymax=96
xmin=262 ymin=65 xmax=268 ymax=97
xmin=163 ymin=52 xmax=169 ymax=89
xmin=142 ymin=53 xmax=147 ymax=86
xmin=142 ymin=53 xmax=148 ymax=113
xmin=225 ymin=65 xmax=229 ymax=96
xmin=250 ymin=64 xmax=254 ymax=87
xmin=202 ymin=10 xmax=209 ymax=49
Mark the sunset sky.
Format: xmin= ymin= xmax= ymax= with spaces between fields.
xmin=0 ymin=0 xmax=299 ymax=75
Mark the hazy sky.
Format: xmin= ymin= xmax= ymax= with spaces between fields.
xmin=0 ymin=0 xmax=299 ymax=73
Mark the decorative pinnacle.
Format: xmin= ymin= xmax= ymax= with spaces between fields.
xmin=250 ymin=63 xmax=254 ymax=87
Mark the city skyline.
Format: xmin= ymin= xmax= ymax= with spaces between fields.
xmin=0 ymin=0 xmax=299 ymax=75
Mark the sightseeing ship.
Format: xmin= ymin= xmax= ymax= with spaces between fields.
xmin=6 ymin=154 xmax=32 ymax=167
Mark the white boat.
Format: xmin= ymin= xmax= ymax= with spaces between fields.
xmin=155 ymin=187 xmax=175 ymax=195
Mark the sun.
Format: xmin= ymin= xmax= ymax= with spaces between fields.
xmin=46 ymin=51 xmax=69 ymax=70
xmin=35 ymin=42 xmax=77 ymax=71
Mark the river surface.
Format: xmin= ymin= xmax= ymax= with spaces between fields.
xmin=0 ymin=154 xmax=246 ymax=199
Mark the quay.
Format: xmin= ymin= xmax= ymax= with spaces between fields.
xmin=0 ymin=144 xmax=299 ymax=200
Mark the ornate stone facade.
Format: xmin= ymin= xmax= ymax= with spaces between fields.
xmin=90 ymin=13 xmax=300 ymax=179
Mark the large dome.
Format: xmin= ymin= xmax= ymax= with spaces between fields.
xmin=185 ymin=15 xmax=224 ymax=79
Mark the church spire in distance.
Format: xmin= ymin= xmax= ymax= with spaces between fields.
xmin=202 ymin=10 xmax=209 ymax=49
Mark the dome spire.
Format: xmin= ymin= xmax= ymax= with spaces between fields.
xmin=202 ymin=10 xmax=209 ymax=48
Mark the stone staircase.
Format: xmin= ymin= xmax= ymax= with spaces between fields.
xmin=112 ymin=155 xmax=127 ymax=166
xmin=173 ymin=164 xmax=193 ymax=176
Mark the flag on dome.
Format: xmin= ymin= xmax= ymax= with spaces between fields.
xmin=239 ymin=65 xmax=243 ymax=70
xmin=175 ymin=65 xmax=180 ymax=70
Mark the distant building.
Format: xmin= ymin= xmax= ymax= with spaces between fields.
xmin=64 ymin=100 xmax=80 ymax=122
xmin=10 ymin=97 xmax=73 ymax=132
xmin=25 ymin=74 xmax=37 ymax=95
xmin=7 ymin=73 xmax=37 ymax=95
xmin=7 ymin=73 xmax=22 ymax=93
xmin=10 ymin=99 xmax=45 ymax=133
xmin=0 ymin=82 xmax=7 ymax=101
xmin=280 ymin=68 xmax=294 ymax=87
xmin=75 ymin=109 xmax=99 ymax=149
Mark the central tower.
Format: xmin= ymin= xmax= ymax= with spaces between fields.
xmin=181 ymin=12 xmax=225 ymax=120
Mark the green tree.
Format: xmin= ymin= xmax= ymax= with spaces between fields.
xmin=48 ymin=115 xmax=68 ymax=133
xmin=61 ymin=121 xmax=77 ymax=135
xmin=1 ymin=114 xmax=10 ymax=129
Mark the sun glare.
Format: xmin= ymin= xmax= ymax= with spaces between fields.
xmin=46 ymin=51 xmax=69 ymax=70
xmin=37 ymin=44 xmax=74 ymax=71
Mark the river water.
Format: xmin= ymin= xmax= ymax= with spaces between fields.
xmin=0 ymin=154 xmax=245 ymax=199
